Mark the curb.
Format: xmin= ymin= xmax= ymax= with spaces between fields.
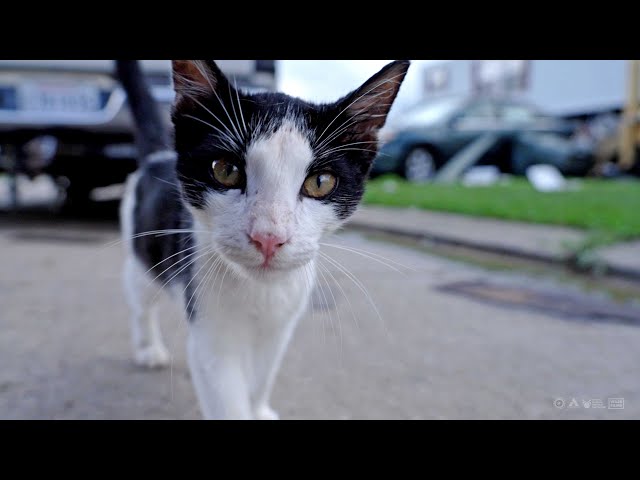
xmin=346 ymin=220 xmax=640 ymax=284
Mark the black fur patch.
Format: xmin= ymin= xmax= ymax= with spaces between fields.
xmin=132 ymin=160 xmax=194 ymax=285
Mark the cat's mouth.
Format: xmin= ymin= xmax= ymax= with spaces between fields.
xmin=219 ymin=247 xmax=313 ymax=278
xmin=253 ymin=263 xmax=289 ymax=273
xmin=242 ymin=261 xmax=304 ymax=281
xmin=248 ymin=255 xmax=309 ymax=273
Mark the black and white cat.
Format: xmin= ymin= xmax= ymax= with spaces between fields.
xmin=116 ymin=60 xmax=409 ymax=419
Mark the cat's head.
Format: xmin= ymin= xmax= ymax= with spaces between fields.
xmin=171 ymin=60 xmax=409 ymax=280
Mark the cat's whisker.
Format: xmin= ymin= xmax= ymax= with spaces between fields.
xmin=152 ymin=176 xmax=181 ymax=189
xmin=315 ymin=261 xmax=343 ymax=358
xmin=232 ymin=76 xmax=249 ymax=137
xmin=148 ymin=248 xmax=214 ymax=305
xmin=226 ymin=79 xmax=246 ymax=145
xmin=313 ymin=98 xmax=395 ymax=159
xmin=314 ymin=115 xmax=363 ymax=152
xmin=315 ymin=100 xmax=391 ymax=150
xmin=312 ymin=260 xmax=332 ymax=346
xmin=318 ymin=251 xmax=388 ymax=338
xmin=314 ymin=102 xmax=377 ymax=150
xmin=190 ymin=63 xmax=244 ymax=144
xmin=323 ymin=140 xmax=380 ymax=150
xmin=187 ymin=255 xmax=222 ymax=323
xmin=200 ymin=255 xmax=228 ymax=323
xmin=145 ymin=246 xmax=210 ymax=288
xmin=313 ymin=106 xmax=384 ymax=156
xmin=319 ymin=144 xmax=379 ymax=157
xmin=215 ymin=263 xmax=231 ymax=311
xmin=319 ymin=148 xmax=379 ymax=161
xmin=320 ymin=242 xmax=415 ymax=274
xmin=187 ymin=255 xmax=220 ymax=315
xmin=191 ymin=62 xmax=245 ymax=146
xmin=300 ymin=262 xmax=318 ymax=338
xmin=185 ymin=96 xmax=239 ymax=144
xmin=182 ymin=113 xmax=239 ymax=152
xmin=184 ymin=254 xmax=219 ymax=323
xmin=317 ymin=258 xmax=360 ymax=332
xmin=314 ymin=72 xmax=406 ymax=146
xmin=143 ymin=244 xmax=201 ymax=277
xmin=316 ymin=141 xmax=380 ymax=159
xmin=101 ymin=229 xmax=207 ymax=250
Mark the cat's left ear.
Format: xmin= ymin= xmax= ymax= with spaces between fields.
xmin=334 ymin=60 xmax=410 ymax=140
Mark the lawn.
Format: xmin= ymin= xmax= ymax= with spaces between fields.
xmin=363 ymin=175 xmax=640 ymax=241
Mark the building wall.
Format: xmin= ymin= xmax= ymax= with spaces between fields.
xmin=525 ymin=60 xmax=626 ymax=116
xmin=422 ymin=60 xmax=628 ymax=117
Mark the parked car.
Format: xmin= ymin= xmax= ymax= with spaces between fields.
xmin=372 ymin=96 xmax=594 ymax=182
xmin=0 ymin=60 xmax=276 ymax=209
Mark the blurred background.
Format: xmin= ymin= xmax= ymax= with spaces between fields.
xmin=0 ymin=60 xmax=638 ymax=419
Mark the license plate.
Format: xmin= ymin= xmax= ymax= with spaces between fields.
xmin=18 ymin=81 xmax=101 ymax=113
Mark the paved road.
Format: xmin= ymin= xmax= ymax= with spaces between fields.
xmin=1 ymin=212 xmax=639 ymax=419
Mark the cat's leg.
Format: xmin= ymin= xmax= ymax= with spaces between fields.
xmin=187 ymin=324 xmax=290 ymax=420
xmin=122 ymin=256 xmax=170 ymax=368
xmin=250 ymin=269 xmax=314 ymax=420
xmin=186 ymin=328 xmax=252 ymax=420
xmin=249 ymin=317 xmax=301 ymax=420
xmin=251 ymin=330 xmax=294 ymax=422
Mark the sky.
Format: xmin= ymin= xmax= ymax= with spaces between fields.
xmin=276 ymin=60 xmax=444 ymax=125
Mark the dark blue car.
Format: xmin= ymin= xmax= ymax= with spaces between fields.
xmin=373 ymin=96 xmax=591 ymax=182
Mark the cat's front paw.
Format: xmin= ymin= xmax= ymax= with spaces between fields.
xmin=254 ymin=405 xmax=280 ymax=420
xmin=134 ymin=343 xmax=170 ymax=369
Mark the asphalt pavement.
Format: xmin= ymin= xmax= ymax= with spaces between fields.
xmin=1 ymin=207 xmax=639 ymax=419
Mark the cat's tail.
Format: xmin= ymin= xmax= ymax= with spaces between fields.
xmin=115 ymin=60 xmax=171 ymax=161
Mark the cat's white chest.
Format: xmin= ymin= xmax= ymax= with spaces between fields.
xmin=193 ymin=258 xmax=312 ymax=326
xmin=185 ymin=254 xmax=314 ymax=416
xmin=188 ymin=253 xmax=314 ymax=361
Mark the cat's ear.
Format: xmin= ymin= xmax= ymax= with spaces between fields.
xmin=171 ymin=60 xmax=228 ymax=108
xmin=333 ymin=60 xmax=410 ymax=141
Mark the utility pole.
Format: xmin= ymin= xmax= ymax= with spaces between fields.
xmin=619 ymin=60 xmax=639 ymax=170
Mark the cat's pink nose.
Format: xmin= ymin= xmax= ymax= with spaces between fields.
xmin=249 ymin=232 xmax=287 ymax=261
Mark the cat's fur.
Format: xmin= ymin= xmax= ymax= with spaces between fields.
xmin=117 ymin=59 xmax=409 ymax=419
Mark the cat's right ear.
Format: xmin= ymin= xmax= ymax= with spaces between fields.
xmin=171 ymin=60 xmax=226 ymax=108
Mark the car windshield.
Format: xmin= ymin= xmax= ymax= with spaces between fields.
xmin=396 ymin=97 xmax=465 ymax=129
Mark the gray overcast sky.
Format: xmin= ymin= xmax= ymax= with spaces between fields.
xmin=276 ymin=60 xmax=444 ymax=125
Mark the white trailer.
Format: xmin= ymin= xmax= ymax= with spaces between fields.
xmin=422 ymin=60 xmax=627 ymax=118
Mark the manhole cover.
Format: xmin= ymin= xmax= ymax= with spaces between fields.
xmin=436 ymin=280 xmax=640 ymax=326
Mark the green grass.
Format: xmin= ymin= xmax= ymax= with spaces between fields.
xmin=363 ymin=175 xmax=640 ymax=241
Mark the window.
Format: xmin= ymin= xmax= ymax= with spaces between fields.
xmin=462 ymin=102 xmax=496 ymax=118
xmin=499 ymin=104 xmax=537 ymax=124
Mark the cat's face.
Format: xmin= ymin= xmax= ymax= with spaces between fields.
xmin=171 ymin=60 xmax=409 ymax=280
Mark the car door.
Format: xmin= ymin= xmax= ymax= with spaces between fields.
xmin=440 ymin=100 xmax=501 ymax=155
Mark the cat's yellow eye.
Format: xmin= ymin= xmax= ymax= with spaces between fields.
xmin=302 ymin=172 xmax=337 ymax=199
xmin=212 ymin=159 xmax=243 ymax=188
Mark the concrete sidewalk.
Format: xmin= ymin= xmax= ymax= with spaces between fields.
xmin=348 ymin=206 xmax=640 ymax=281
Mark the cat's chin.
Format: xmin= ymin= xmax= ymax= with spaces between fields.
xmin=227 ymin=259 xmax=310 ymax=283
xmin=246 ymin=263 xmax=305 ymax=281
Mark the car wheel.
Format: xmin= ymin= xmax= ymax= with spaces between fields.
xmin=403 ymin=147 xmax=436 ymax=182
